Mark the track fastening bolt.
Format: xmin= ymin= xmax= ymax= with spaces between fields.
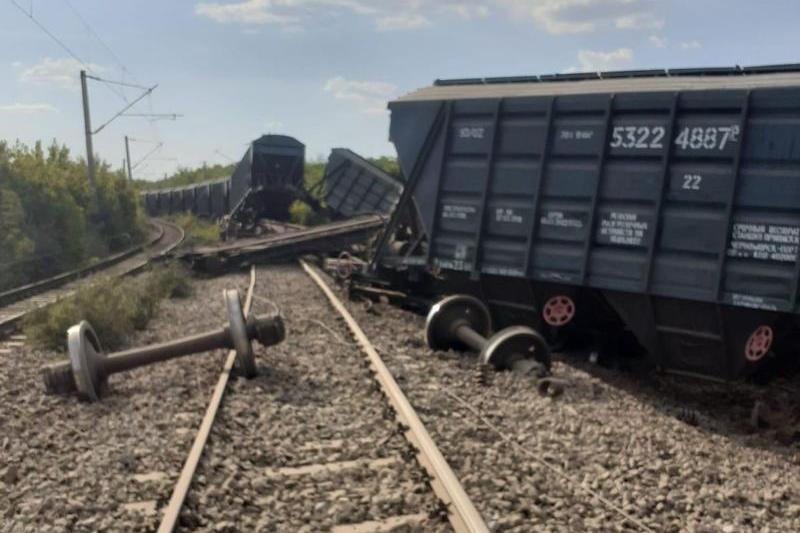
xmin=42 ymin=289 xmax=284 ymax=402
xmin=425 ymin=294 xmax=551 ymax=371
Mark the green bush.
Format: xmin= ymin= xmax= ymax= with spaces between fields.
xmin=170 ymin=212 xmax=219 ymax=247
xmin=23 ymin=263 xmax=192 ymax=352
xmin=289 ymin=200 xmax=329 ymax=226
xmin=0 ymin=140 xmax=147 ymax=291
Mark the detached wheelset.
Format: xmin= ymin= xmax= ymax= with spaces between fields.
xmin=425 ymin=294 xmax=551 ymax=372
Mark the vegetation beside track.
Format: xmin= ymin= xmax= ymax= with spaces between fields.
xmin=23 ymin=263 xmax=192 ymax=351
xmin=0 ymin=140 xmax=147 ymax=292
xmin=168 ymin=213 xmax=220 ymax=247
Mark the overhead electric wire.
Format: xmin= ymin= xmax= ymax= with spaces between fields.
xmin=62 ymin=0 xmax=131 ymax=80
xmin=9 ymin=0 xmax=128 ymax=103
xmin=12 ymin=0 xmax=181 ymax=177
xmin=61 ymin=0 xmax=176 ymax=170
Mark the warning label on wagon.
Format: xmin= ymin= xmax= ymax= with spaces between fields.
xmin=540 ymin=211 xmax=584 ymax=229
xmin=495 ymin=207 xmax=523 ymax=224
xmin=441 ymin=204 xmax=476 ymax=220
xmin=727 ymin=223 xmax=799 ymax=262
xmin=598 ymin=211 xmax=649 ymax=247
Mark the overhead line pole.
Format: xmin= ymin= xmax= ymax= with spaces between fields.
xmin=124 ymin=135 xmax=133 ymax=181
xmin=80 ymin=70 xmax=97 ymax=206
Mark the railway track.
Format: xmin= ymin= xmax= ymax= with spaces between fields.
xmin=157 ymin=262 xmax=487 ymax=532
xmin=182 ymin=214 xmax=385 ymax=273
xmin=0 ymin=219 xmax=185 ymax=337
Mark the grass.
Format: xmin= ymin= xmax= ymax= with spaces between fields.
xmin=169 ymin=212 xmax=220 ymax=247
xmin=289 ymin=200 xmax=329 ymax=226
xmin=23 ymin=262 xmax=193 ymax=352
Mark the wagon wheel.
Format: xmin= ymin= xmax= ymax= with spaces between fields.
xmin=336 ymin=251 xmax=354 ymax=281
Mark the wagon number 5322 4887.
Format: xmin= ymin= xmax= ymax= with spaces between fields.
xmin=609 ymin=124 xmax=740 ymax=151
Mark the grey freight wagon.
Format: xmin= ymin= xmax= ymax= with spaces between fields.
xmin=228 ymin=134 xmax=305 ymax=223
xmin=323 ymin=148 xmax=403 ymax=218
xmin=378 ymin=64 xmax=800 ymax=379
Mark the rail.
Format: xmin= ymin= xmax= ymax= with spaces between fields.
xmin=300 ymin=260 xmax=489 ymax=533
xmin=0 ymin=220 xmax=185 ymax=337
xmin=0 ymin=222 xmax=166 ymax=308
xmin=157 ymin=265 xmax=257 ymax=533
xmin=184 ymin=215 xmax=386 ymax=272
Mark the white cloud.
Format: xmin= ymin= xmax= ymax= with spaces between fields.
xmin=444 ymin=4 xmax=491 ymax=18
xmin=576 ymin=47 xmax=634 ymax=71
xmin=18 ymin=57 xmax=102 ymax=90
xmin=195 ymin=0 xmax=299 ymax=25
xmin=648 ymin=35 xmax=667 ymax=48
xmin=195 ymin=0 xmax=491 ymax=31
xmin=615 ymin=11 xmax=663 ymax=30
xmin=0 ymin=103 xmax=57 ymax=115
xmin=680 ymin=40 xmax=701 ymax=50
xmin=499 ymin=0 xmax=662 ymax=34
xmin=194 ymin=0 xmax=660 ymax=33
xmin=324 ymin=76 xmax=396 ymax=114
xmin=264 ymin=120 xmax=284 ymax=130
xmin=376 ymin=13 xmax=431 ymax=31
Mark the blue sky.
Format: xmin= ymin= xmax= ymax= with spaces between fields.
xmin=1 ymin=0 xmax=798 ymax=180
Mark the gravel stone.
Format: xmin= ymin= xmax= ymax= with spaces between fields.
xmin=182 ymin=265 xmax=448 ymax=532
xmin=0 ymin=271 xmax=251 ymax=532
xmin=338 ymin=272 xmax=800 ymax=532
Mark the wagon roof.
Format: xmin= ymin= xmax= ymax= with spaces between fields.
xmin=393 ymin=64 xmax=800 ymax=103
xmin=329 ymin=148 xmax=401 ymax=187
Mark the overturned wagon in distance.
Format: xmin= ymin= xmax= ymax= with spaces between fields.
xmin=140 ymin=134 xmax=306 ymax=222
xmin=323 ymin=148 xmax=402 ymax=218
xmin=378 ymin=64 xmax=800 ymax=380
xmin=228 ymin=134 xmax=306 ymax=223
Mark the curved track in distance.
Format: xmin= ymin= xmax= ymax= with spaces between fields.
xmin=0 ymin=219 xmax=185 ymax=337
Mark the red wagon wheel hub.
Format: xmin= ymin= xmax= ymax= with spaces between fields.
xmin=543 ymin=295 xmax=576 ymax=327
xmin=745 ymin=325 xmax=773 ymax=362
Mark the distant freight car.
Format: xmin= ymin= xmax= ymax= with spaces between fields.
xmin=157 ymin=190 xmax=171 ymax=215
xmin=144 ymin=192 xmax=158 ymax=217
xmin=377 ymin=64 xmax=800 ymax=379
xmin=195 ymin=184 xmax=211 ymax=218
xmin=182 ymin=188 xmax=196 ymax=213
xmin=323 ymin=148 xmax=402 ymax=218
xmin=228 ymin=134 xmax=305 ymax=223
xmin=169 ymin=190 xmax=183 ymax=213
xmin=209 ymin=180 xmax=229 ymax=219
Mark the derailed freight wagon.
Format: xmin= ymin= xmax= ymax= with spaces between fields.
xmin=323 ymin=148 xmax=403 ymax=218
xmin=228 ymin=134 xmax=305 ymax=223
xmin=378 ymin=64 xmax=800 ymax=379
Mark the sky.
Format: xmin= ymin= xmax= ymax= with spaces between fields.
xmin=0 ymin=0 xmax=798 ymax=181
